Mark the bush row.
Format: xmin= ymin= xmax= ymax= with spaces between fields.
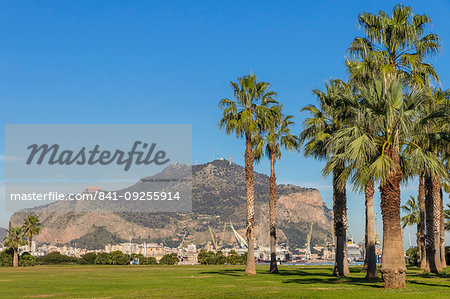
xmin=0 ymin=250 xmax=179 ymax=266
xmin=197 ymin=250 xmax=246 ymax=265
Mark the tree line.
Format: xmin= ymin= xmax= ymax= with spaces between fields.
xmin=218 ymin=4 xmax=449 ymax=289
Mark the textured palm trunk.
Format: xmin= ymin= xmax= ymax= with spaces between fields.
xmin=424 ymin=174 xmax=442 ymax=273
xmin=362 ymin=201 xmax=368 ymax=272
xmin=269 ymin=150 xmax=279 ymax=274
xmin=365 ymin=180 xmax=378 ymax=280
xmin=379 ymin=146 xmax=405 ymax=289
xmin=418 ymin=174 xmax=426 ymax=269
xmin=244 ymin=134 xmax=256 ymax=275
xmin=439 ymin=188 xmax=446 ymax=268
xmin=13 ymin=249 xmax=19 ymax=267
xmin=332 ymin=166 xmax=349 ymax=277
xmin=416 ymin=223 xmax=421 ymax=266
xmin=29 ymin=234 xmax=33 ymax=253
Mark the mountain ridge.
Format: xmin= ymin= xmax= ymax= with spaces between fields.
xmin=9 ymin=160 xmax=332 ymax=249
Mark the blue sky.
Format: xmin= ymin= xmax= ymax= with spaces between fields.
xmin=0 ymin=0 xmax=449 ymax=245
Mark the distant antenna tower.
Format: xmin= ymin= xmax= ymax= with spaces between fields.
xmin=229 ymin=154 xmax=231 ymax=165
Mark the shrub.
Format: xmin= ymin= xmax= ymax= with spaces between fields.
xmin=140 ymin=257 xmax=158 ymax=265
xmin=95 ymin=252 xmax=109 ymax=265
xmin=226 ymin=250 xmax=246 ymax=265
xmin=107 ymin=250 xmax=130 ymax=265
xmin=79 ymin=252 xmax=97 ymax=265
xmin=446 ymin=246 xmax=450 ymax=265
xmin=198 ymin=250 xmax=227 ymax=265
xmin=0 ymin=249 xmax=13 ymax=267
xmin=19 ymin=253 xmax=36 ymax=266
xmin=37 ymin=252 xmax=79 ymax=265
xmin=405 ymin=247 xmax=418 ymax=266
xmin=159 ymin=253 xmax=179 ymax=265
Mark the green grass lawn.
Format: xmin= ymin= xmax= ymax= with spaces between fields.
xmin=0 ymin=265 xmax=448 ymax=298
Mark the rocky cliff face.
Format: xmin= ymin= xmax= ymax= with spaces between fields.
xmin=10 ymin=160 xmax=332 ymax=249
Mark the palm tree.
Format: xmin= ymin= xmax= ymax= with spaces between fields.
xmin=253 ymin=105 xmax=299 ymax=274
xmin=300 ymin=79 xmax=351 ymax=277
xmin=23 ymin=215 xmax=41 ymax=253
xmin=219 ymin=73 xmax=277 ymax=275
xmin=346 ymin=6 xmax=444 ymax=287
xmin=417 ymin=174 xmax=426 ymax=269
xmin=3 ymin=226 xmax=27 ymax=267
xmin=401 ymin=196 xmax=421 ymax=265
xmin=323 ymin=83 xmax=380 ymax=280
xmin=414 ymin=88 xmax=449 ymax=272
xmin=347 ymin=4 xmax=440 ymax=87
xmin=351 ymin=77 xmax=442 ymax=288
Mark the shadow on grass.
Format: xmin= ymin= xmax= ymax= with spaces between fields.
xmin=408 ymin=280 xmax=450 ymax=288
xmin=199 ymin=269 xmax=243 ymax=277
xmin=200 ymin=266 xmax=383 ymax=288
xmin=278 ymin=269 xmax=382 ymax=288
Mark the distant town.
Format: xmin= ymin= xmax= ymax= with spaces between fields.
xmin=1 ymin=236 xmax=380 ymax=265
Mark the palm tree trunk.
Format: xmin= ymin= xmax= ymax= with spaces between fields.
xmin=29 ymin=234 xmax=33 ymax=253
xmin=440 ymin=188 xmax=446 ymax=268
xmin=362 ymin=200 xmax=368 ymax=272
xmin=379 ymin=147 xmax=405 ymax=289
xmin=418 ymin=174 xmax=426 ymax=269
xmin=416 ymin=223 xmax=421 ymax=266
xmin=269 ymin=150 xmax=278 ymax=274
xmin=365 ymin=180 xmax=378 ymax=280
xmin=13 ymin=249 xmax=19 ymax=267
xmin=332 ymin=166 xmax=349 ymax=277
xmin=424 ymin=174 xmax=442 ymax=273
xmin=244 ymin=134 xmax=256 ymax=275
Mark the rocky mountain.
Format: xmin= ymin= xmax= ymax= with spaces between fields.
xmin=10 ymin=160 xmax=332 ymax=249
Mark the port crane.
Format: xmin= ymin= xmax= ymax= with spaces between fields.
xmin=207 ymin=221 xmax=248 ymax=250
xmin=229 ymin=222 xmax=248 ymax=248
xmin=208 ymin=225 xmax=219 ymax=251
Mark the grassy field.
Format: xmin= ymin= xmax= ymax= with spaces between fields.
xmin=0 ymin=265 xmax=448 ymax=298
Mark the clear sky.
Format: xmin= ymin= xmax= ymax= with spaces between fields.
xmin=1 ymin=0 xmax=449 ymax=246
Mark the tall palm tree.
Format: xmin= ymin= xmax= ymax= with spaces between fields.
xmin=23 ymin=215 xmax=41 ymax=253
xmin=401 ymin=196 xmax=421 ymax=265
xmin=3 ymin=226 xmax=27 ymax=267
xmin=253 ymin=105 xmax=299 ymax=274
xmin=415 ymin=88 xmax=449 ymax=272
xmin=219 ymin=73 xmax=277 ymax=275
xmin=347 ymin=4 xmax=440 ymax=87
xmin=323 ymin=82 xmax=380 ymax=281
xmin=300 ymin=79 xmax=351 ymax=277
xmin=346 ymin=5 xmax=443 ymax=286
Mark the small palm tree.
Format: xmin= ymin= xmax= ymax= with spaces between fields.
xmin=401 ymin=196 xmax=421 ymax=263
xmin=219 ymin=73 xmax=277 ymax=275
xmin=23 ymin=215 xmax=41 ymax=253
xmin=3 ymin=226 xmax=27 ymax=267
xmin=253 ymin=105 xmax=299 ymax=274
